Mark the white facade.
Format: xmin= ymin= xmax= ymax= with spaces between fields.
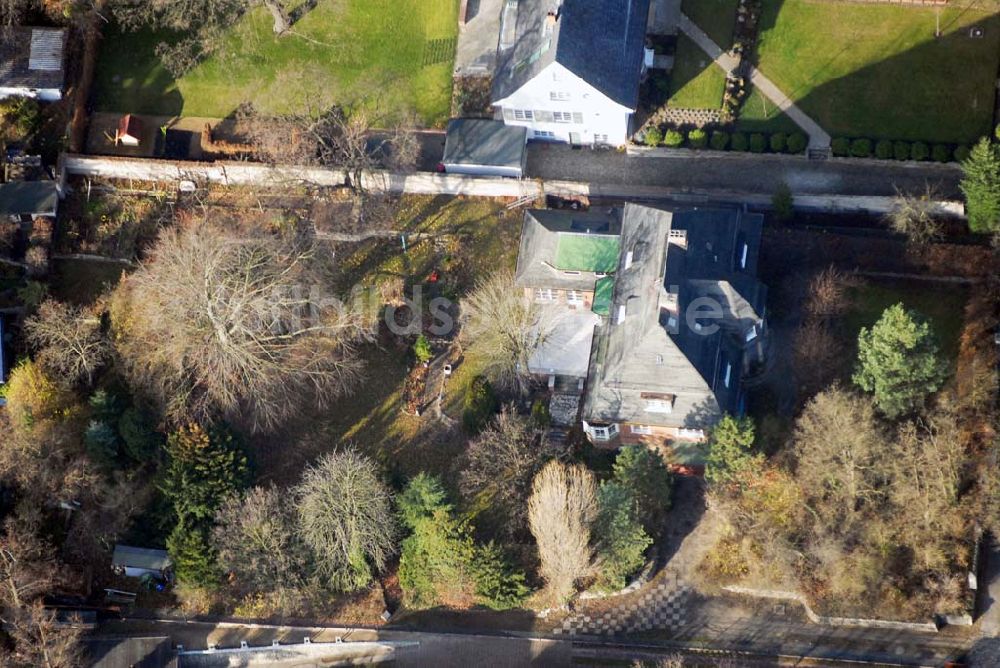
xmin=494 ymin=62 xmax=634 ymax=146
xmin=0 ymin=86 xmax=61 ymax=101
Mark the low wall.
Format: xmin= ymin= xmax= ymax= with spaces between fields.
xmin=721 ymin=586 xmax=940 ymax=633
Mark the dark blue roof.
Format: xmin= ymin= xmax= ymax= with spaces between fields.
xmin=493 ymin=0 xmax=651 ymax=108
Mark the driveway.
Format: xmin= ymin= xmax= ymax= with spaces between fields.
xmin=526 ymin=143 xmax=964 ymax=198
xmin=454 ymin=0 xmax=503 ymax=76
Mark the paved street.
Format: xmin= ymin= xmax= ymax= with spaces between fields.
xmin=526 ymin=143 xmax=964 ymax=198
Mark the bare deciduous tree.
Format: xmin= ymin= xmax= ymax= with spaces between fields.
xmin=804 ymin=266 xmax=857 ymax=319
xmin=460 ymin=270 xmax=559 ymax=395
xmin=116 ymin=221 xmax=371 ymax=430
xmin=293 ymin=450 xmax=398 ymax=592
xmin=213 ymin=486 xmax=307 ymax=597
xmin=25 ymin=300 xmax=110 ymax=386
xmin=460 ymin=407 xmax=563 ymax=539
xmin=886 ymin=187 xmax=944 ymax=246
xmin=528 ymin=461 xmax=598 ymax=604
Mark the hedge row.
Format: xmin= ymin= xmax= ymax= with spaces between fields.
xmin=644 ymin=127 xmax=808 ymax=155
xmin=830 ymin=137 xmax=969 ymax=163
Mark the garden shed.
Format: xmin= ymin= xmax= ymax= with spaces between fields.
xmin=442 ymin=119 xmax=527 ymax=178
xmin=111 ymin=545 xmax=172 ymax=579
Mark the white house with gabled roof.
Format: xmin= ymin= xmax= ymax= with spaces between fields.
xmin=492 ymin=0 xmax=652 ymax=146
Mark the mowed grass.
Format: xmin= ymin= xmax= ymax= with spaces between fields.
xmin=682 ymin=0 xmax=739 ymax=49
xmin=736 ymin=85 xmax=800 ymax=135
xmin=93 ymin=0 xmax=460 ymax=126
xmin=667 ymin=35 xmax=726 ymax=109
xmin=756 ymin=0 xmax=1000 ymax=143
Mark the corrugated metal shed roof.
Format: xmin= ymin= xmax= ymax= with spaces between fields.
xmin=112 ymin=545 xmax=172 ymax=571
xmin=0 ymin=180 xmax=58 ymax=216
xmin=28 ymin=28 xmax=63 ymax=71
xmin=0 ymin=26 xmax=65 ymax=89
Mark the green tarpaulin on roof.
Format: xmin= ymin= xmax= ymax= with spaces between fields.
xmin=554 ymin=234 xmax=620 ymax=272
xmin=592 ymin=275 xmax=615 ymax=316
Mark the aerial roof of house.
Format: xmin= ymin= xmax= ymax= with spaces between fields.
xmin=443 ymin=119 xmax=527 ymax=170
xmin=493 ymin=0 xmax=652 ymax=109
xmin=112 ymin=545 xmax=172 ymax=571
xmin=0 ymin=180 xmax=58 ymax=216
xmin=583 ymin=204 xmax=766 ymax=431
xmin=0 ymin=26 xmax=65 ymax=90
xmin=515 ymin=208 xmax=623 ymax=292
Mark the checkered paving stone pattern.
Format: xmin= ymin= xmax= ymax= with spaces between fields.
xmin=555 ymin=583 xmax=693 ymax=636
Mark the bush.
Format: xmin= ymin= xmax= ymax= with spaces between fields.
xmin=954 ymin=145 xmax=971 ymax=162
xmin=786 ymin=132 xmax=807 ymax=154
xmin=663 ymin=129 xmax=684 ymax=148
xmin=893 ymin=141 xmax=910 ymax=161
xmin=769 ymin=132 xmax=786 ymax=153
xmin=932 ymin=144 xmax=951 ymax=163
xmin=730 ymin=132 xmax=749 ymax=152
xmin=709 ymin=131 xmax=730 ymax=151
xmin=772 ymin=183 xmax=794 ymax=222
xmin=463 ymin=375 xmax=498 ymax=434
xmin=850 ymin=138 xmax=872 ymax=158
xmin=413 ymin=334 xmax=432 ymax=364
xmin=749 ymin=133 xmax=766 ymax=153
xmin=910 ymin=141 xmax=929 ymax=162
xmin=875 ymin=140 xmax=893 ymax=160
xmin=688 ymin=128 xmax=708 ymax=149
xmin=831 ymin=137 xmax=850 ymax=157
xmin=643 ymin=126 xmax=662 ymax=147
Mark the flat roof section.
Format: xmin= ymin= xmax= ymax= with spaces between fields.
xmin=554 ymin=233 xmax=620 ymax=272
xmin=443 ymin=118 xmax=527 ymax=169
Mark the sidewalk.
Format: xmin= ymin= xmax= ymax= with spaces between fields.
xmin=677 ymin=13 xmax=832 ymax=150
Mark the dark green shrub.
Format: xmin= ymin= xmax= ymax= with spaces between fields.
xmin=910 ymin=141 xmax=929 ymax=161
xmin=119 ymin=407 xmax=161 ymax=462
xmin=772 ymin=183 xmax=794 ymax=222
xmin=893 ymin=141 xmax=910 ymax=161
xmin=730 ymin=132 xmax=749 ymax=151
xmin=831 ymin=137 xmax=850 ymax=157
xmin=875 ymin=140 xmax=893 ymax=160
xmin=749 ymin=133 xmax=766 ymax=153
xmin=463 ymin=375 xmax=498 ymax=434
xmin=663 ymin=129 xmax=684 ymax=148
xmin=954 ymin=145 xmax=971 ymax=162
xmin=769 ymin=132 xmax=786 ymax=153
xmin=688 ymin=128 xmax=708 ymax=149
xmin=786 ymin=133 xmax=807 ymax=154
xmin=530 ymin=398 xmax=551 ymax=429
xmin=643 ymin=126 xmax=662 ymax=147
xmin=709 ymin=131 xmax=730 ymax=151
xmin=932 ymin=144 xmax=951 ymax=163
xmin=850 ymin=138 xmax=872 ymax=158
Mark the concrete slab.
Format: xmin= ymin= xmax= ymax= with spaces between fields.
xmin=455 ymin=0 xmax=503 ymax=76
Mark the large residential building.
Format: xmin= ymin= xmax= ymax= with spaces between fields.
xmin=514 ymin=204 xmax=767 ymax=466
xmin=492 ymin=0 xmax=652 ymax=146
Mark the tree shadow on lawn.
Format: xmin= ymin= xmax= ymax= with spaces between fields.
xmin=754 ymin=0 xmax=1000 ymax=143
xmin=92 ymin=28 xmax=185 ymax=117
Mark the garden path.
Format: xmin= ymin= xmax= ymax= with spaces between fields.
xmin=678 ymin=13 xmax=832 ymax=150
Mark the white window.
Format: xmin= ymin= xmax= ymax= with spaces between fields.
xmin=567 ymin=290 xmax=584 ymax=306
xmin=624 ymin=250 xmax=634 ymax=269
xmin=723 ymin=362 xmax=732 ymax=388
xmin=594 ymin=134 xmax=609 ymax=144
xmin=616 ymin=305 xmax=626 ymax=325
xmin=745 ymin=326 xmax=758 ymax=343
xmin=740 ymin=243 xmax=749 ymax=269
xmin=631 ymin=425 xmax=653 ymax=436
xmin=550 ymin=91 xmax=570 ymax=101
xmin=533 ymin=130 xmax=555 ymax=139
xmin=513 ymin=109 xmax=534 ymax=121
xmin=591 ymin=423 xmax=620 ymax=441
xmin=534 ymin=288 xmax=553 ymax=302
xmin=677 ymin=428 xmax=705 ymax=440
xmin=552 ymin=111 xmax=573 ymax=123
xmin=645 ymin=399 xmax=673 ymax=414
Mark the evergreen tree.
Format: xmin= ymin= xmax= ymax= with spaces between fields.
xmin=593 ymin=482 xmax=652 ymax=591
xmin=610 ymin=445 xmax=672 ymax=533
xmin=959 ymin=138 xmax=1000 ymax=233
xmin=705 ymin=415 xmax=760 ymax=485
xmin=854 ymin=304 xmax=947 ymax=418
xmin=161 ymin=423 xmax=250 ymax=523
xmin=472 ymin=541 xmax=530 ymax=610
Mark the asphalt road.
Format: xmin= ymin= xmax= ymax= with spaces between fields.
xmin=526 ymin=144 xmax=964 ymax=198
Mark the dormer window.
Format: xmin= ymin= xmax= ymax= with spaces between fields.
xmin=641 ymin=392 xmax=675 ymax=413
xmin=615 ymin=305 xmax=626 ymax=325
xmin=740 ymin=243 xmax=749 ymax=269
xmin=723 ymin=362 xmax=732 ymax=388
xmin=624 ymin=251 xmax=634 ymax=269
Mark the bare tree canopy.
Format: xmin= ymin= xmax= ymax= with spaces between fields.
xmin=293 ymin=450 xmax=398 ymax=592
xmin=460 ymin=270 xmax=558 ymax=395
xmin=885 ymin=187 xmax=944 ymax=246
xmin=25 ymin=299 xmax=110 ymax=386
xmin=528 ymin=461 xmax=598 ymax=604
xmin=115 ymin=221 xmax=370 ymax=430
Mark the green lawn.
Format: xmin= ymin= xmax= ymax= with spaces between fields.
xmin=667 ymin=35 xmax=726 ymax=109
xmin=682 ymin=0 xmax=739 ymax=49
xmin=756 ymin=0 xmax=1000 ymax=143
xmin=93 ymin=0 xmax=460 ymax=126
xmin=736 ymin=85 xmax=800 ymax=135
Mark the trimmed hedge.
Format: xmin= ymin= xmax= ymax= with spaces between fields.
xmin=731 ymin=132 xmax=749 ymax=151
xmin=932 ymin=144 xmax=950 ymax=163
xmin=875 ymin=139 xmax=893 ymax=160
xmin=893 ymin=141 xmax=910 ymax=161
xmin=769 ymin=132 xmax=786 ymax=153
xmin=663 ymin=129 xmax=684 ymax=148
xmin=749 ymin=133 xmax=766 ymax=153
xmin=850 ymin=138 xmax=872 ymax=158
xmin=831 ymin=136 xmax=958 ymax=163
xmin=831 ymin=137 xmax=850 ymax=157
xmin=688 ymin=128 xmax=708 ymax=149
xmin=954 ymin=145 xmax=971 ymax=162
xmin=710 ymin=131 xmax=730 ymax=151
xmin=644 ymin=127 xmax=662 ymax=147
xmin=911 ymin=141 xmax=929 ymax=162
xmin=786 ymin=132 xmax=807 ymax=154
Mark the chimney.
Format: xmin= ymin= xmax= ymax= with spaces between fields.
xmin=546 ymin=10 xmax=558 ymax=27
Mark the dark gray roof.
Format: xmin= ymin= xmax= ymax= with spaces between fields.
xmin=582 ymin=205 xmax=766 ymax=428
xmin=112 ymin=545 xmax=172 ymax=571
xmin=514 ymin=208 xmax=623 ymax=292
xmin=0 ymin=180 xmax=57 ymax=216
xmin=493 ymin=0 xmax=651 ymax=108
xmin=443 ymin=119 xmax=527 ymax=168
xmin=85 ymin=636 xmax=177 ymax=668
xmin=0 ymin=26 xmax=65 ymax=90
